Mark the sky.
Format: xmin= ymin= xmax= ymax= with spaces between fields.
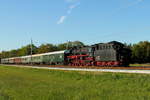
xmin=0 ymin=0 xmax=150 ymax=51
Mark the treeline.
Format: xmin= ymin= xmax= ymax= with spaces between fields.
xmin=0 ymin=41 xmax=150 ymax=64
xmin=0 ymin=41 xmax=84 ymax=58
xmin=130 ymin=41 xmax=150 ymax=64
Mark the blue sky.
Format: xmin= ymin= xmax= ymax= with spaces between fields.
xmin=0 ymin=0 xmax=150 ymax=51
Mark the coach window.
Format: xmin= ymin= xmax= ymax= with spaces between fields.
xmin=107 ymin=46 xmax=110 ymax=49
xmin=103 ymin=46 xmax=105 ymax=49
xmin=88 ymin=48 xmax=92 ymax=52
xmin=108 ymin=45 xmax=109 ymax=49
xmin=99 ymin=46 xmax=101 ymax=50
xmin=106 ymin=45 xmax=108 ymax=49
xmin=110 ymin=45 xmax=112 ymax=49
xmin=60 ymin=55 xmax=62 ymax=58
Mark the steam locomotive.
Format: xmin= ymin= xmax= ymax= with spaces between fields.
xmin=67 ymin=41 xmax=131 ymax=66
xmin=1 ymin=41 xmax=131 ymax=67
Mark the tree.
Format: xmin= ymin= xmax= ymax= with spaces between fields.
xmin=0 ymin=51 xmax=10 ymax=58
xmin=37 ymin=44 xmax=58 ymax=53
xmin=131 ymin=41 xmax=150 ymax=63
xmin=9 ymin=49 xmax=18 ymax=57
xmin=17 ymin=44 xmax=37 ymax=56
xmin=57 ymin=41 xmax=85 ymax=50
xmin=72 ymin=41 xmax=85 ymax=47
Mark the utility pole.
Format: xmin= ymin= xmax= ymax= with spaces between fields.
xmin=66 ymin=41 xmax=69 ymax=50
xmin=30 ymin=38 xmax=33 ymax=65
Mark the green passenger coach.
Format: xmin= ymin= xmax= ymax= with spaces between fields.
xmin=29 ymin=50 xmax=66 ymax=65
xmin=1 ymin=50 xmax=67 ymax=65
xmin=42 ymin=51 xmax=65 ymax=65
xmin=30 ymin=50 xmax=66 ymax=65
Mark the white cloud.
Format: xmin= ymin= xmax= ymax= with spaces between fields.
xmin=57 ymin=16 xmax=67 ymax=24
xmin=67 ymin=3 xmax=80 ymax=14
xmin=57 ymin=1 xmax=80 ymax=24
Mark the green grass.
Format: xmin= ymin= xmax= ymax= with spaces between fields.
xmin=130 ymin=64 xmax=150 ymax=67
xmin=0 ymin=65 xmax=150 ymax=100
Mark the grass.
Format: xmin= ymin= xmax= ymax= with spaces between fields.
xmin=130 ymin=64 xmax=150 ymax=67
xmin=0 ymin=65 xmax=150 ymax=100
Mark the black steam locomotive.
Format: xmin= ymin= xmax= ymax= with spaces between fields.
xmin=67 ymin=41 xmax=131 ymax=66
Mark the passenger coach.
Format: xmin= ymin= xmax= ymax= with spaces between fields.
xmin=1 ymin=50 xmax=68 ymax=65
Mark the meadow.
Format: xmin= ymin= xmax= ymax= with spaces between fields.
xmin=0 ymin=65 xmax=150 ymax=100
xmin=130 ymin=64 xmax=150 ymax=67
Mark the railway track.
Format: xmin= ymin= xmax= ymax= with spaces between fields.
xmin=1 ymin=64 xmax=150 ymax=74
xmin=46 ymin=65 xmax=150 ymax=70
xmin=2 ymin=64 xmax=150 ymax=70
